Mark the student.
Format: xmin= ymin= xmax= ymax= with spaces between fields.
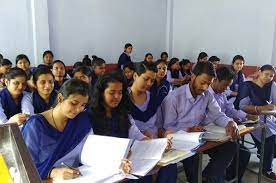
xmin=72 ymin=66 xmax=93 ymax=84
xmin=143 ymin=53 xmax=154 ymax=64
xmin=91 ymin=56 xmax=106 ymax=86
xmin=160 ymin=52 xmax=168 ymax=63
xmin=89 ymin=71 xmax=152 ymax=182
xmin=0 ymin=68 xmax=29 ymax=125
xmin=150 ymin=59 xmax=171 ymax=106
xmin=16 ymin=54 xmax=32 ymax=78
xmin=128 ymin=62 xmax=177 ymax=183
xmin=209 ymin=67 xmax=252 ymax=183
xmin=197 ymin=52 xmax=208 ymax=62
xmin=235 ymin=64 xmax=276 ymax=180
xmin=52 ymin=60 xmax=67 ymax=91
xmin=21 ymin=79 xmax=93 ymax=180
xmin=160 ymin=62 xmax=239 ymax=183
xmin=0 ymin=58 xmax=12 ymax=89
xmin=227 ymin=55 xmax=245 ymax=101
xmin=123 ymin=62 xmax=135 ymax=87
xmin=43 ymin=50 xmax=54 ymax=68
xmin=208 ymin=56 xmax=220 ymax=70
xmin=82 ymin=55 xmax=92 ymax=67
xmin=118 ymin=43 xmax=133 ymax=69
xmin=179 ymin=59 xmax=192 ymax=77
xmin=21 ymin=68 xmax=57 ymax=114
xmin=167 ymin=58 xmax=188 ymax=88
xmin=68 ymin=61 xmax=84 ymax=77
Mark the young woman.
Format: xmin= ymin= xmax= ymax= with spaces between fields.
xmin=123 ymin=62 xmax=135 ymax=86
xmin=16 ymin=54 xmax=32 ymax=78
xmin=179 ymin=59 xmax=192 ymax=81
xmin=118 ymin=43 xmax=133 ymax=69
xmin=89 ymin=71 xmax=174 ymax=183
xmin=160 ymin=52 xmax=168 ymax=63
xmin=143 ymin=53 xmax=154 ymax=63
xmin=21 ymin=79 xmax=93 ymax=180
xmin=82 ymin=55 xmax=92 ymax=67
xmin=0 ymin=68 xmax=29 ymax=125
xmin=43 ymin=50 xmax=54 ymax=68
xmin=128 ymin=62 xmax=177 ymax=183
xmin=235 ymin=64 xmax=276 ymax=180
xmin=208 ymin=56 xmax=220 ymax=70
xmin=150 ymin=60 xmax=171 ymax=106
xmin=227 ymin=55 xmax=245 ymax=101
xmin=22 ymin=68 xmax=57 ymax=114
xmin=0 ymin=58 xmax=12 ymax=89
xmin=72 ymin=66 xmax=93 ymax=84
xmin=167 ymin=58 xmax=188 ymax=88
xmin=197 ymin=52 xmax=208 ymax=62
xmin=91 ymin=56 xmax=106 ymax=86
xmin=52 ymin=60 xmax=67 ymax=91
xmin=89 ymin=71 xmax=146 ymax=140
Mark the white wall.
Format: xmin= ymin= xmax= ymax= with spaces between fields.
xmin=172 ymin=0 xmax=276 ymax=66
xmin=0 ymin=0 xmax=34 ymax=65
xmin=47 ymin=0 xmax=167 ymax=65
xmin=272 ymin=19 xmax=276 ymax=66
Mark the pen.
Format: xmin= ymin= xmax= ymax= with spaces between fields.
xmin=61 ymin=162 xmax=82 ymax=176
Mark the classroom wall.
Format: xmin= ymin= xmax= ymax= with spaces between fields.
xmin=47 ymin=0 xmax=167 ymax=65
xmin=0 ymin=0 xmax=34 ymax=65
xmin=171 ymin=0 xmax=276 ymax=66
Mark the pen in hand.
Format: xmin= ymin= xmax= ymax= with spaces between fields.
xmin=61 ymin=162 xmax=82 ymax=176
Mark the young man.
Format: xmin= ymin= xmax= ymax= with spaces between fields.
xmin=159 ymin=62 xmax=239 ymax=183
xmin=209 ymin=67 xmax=252 ymax=183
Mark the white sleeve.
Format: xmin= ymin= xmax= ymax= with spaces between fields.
xmin=166 ymin=70 xmax=173 ymax=83
xmin=128 ymin=115 xmax=146 ymax=140
xmin=21 ymin=92 xmax=35 ymax=115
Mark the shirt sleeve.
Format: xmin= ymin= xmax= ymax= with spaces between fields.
xmin=224 ymin=94 xmax=247 ymax=120
xmin=21 ymin=92 xmax=35 ymax=115
xmin=271 ymin=81 xmax=276 ymax=103
xmin=204 ymin=93 xmax=232 ymax=127
xmin=161 ymin=93 xmax=180 ymax=131
xmin=128 ymin=116 xmax=146 ymax=140
xmin=166 ymin=70 xmax=173 ymax=83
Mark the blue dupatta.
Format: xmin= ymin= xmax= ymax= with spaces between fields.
xmin=150 ymin=78 xmax=170 ymax=106
xmin=32 ymin=90 xmax=57 ymax=113
xmin=228 ymin=70 xmax=244 ymax=100
xmin=54 ymin=79 xmax=68 ymax=91
xmin=234 ymin=81 xmax=272 ymax=109
xmin=0 ymin=88 xmax=23 ymax=118
xmin=21 ymin=112 xmax=92 ymax=179
xmin=129 ymin=92 xmax=158 ymax=122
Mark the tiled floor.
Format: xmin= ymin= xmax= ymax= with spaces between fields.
xmin=176 ymin=135 xmax=276 ymax=183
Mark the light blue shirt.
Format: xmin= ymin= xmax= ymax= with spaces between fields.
xmin=208 ymin=86 xmax=247 ymax=121
xmin=159 ymin=84 xmax=231 ymax=131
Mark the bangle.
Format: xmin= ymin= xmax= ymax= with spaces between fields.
xmin=254 ymin=106 xmax=258 ymax=113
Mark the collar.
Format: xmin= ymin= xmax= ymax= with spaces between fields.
xmin=185 ymin=83 xmax=205 ymax=101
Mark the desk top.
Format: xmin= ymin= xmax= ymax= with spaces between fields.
xmin=196 ymin=123 xmax=265 ymax=153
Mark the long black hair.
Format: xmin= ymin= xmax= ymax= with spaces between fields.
xmin=89 ymin=71 xmax=131 ymax=136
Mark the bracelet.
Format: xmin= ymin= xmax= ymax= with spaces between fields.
xmin=254 ymin=106 xmax=258 ymax=114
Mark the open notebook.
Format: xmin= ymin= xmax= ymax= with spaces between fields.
xmin=158 ymin=131 xmax=204 ymax=166
xmin=54 ymin=135 xmax=167 ymax=183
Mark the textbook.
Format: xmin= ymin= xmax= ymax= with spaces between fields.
xmin=55 ymin=135 xmax=168 ymax=183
